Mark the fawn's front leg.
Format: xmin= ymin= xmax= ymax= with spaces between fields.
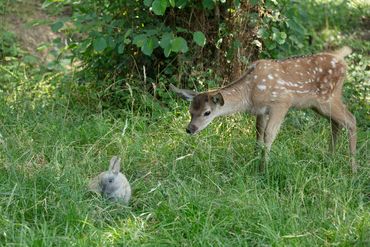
xmin=259 ymin=105 xmax=289 ymax=172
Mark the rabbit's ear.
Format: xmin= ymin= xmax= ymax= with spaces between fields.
xmin=109 ymin=156 xmax=121 ymax=174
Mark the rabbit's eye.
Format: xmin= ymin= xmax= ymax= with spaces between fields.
xmin=108 ymin=179 xmax=113 ymax=183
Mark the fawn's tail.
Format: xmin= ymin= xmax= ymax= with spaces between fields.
xmin=331 ymin=46 xmax=352 ymax=60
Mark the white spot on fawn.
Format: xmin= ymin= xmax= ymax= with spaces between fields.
xmin=331 ymin=59 xmax=337 ymax=68
xmin=268 ymin=74 xmax=274 ymax=80
xmin=257 ymin=84 xmax=267 ymax=91
xmin=277 ymin=79 xmax=285 ymax=85
xmin=254 ymin=75 xmax=258 ymax=79
xmin=296 ymin=90 xmax=310 ymax=94
xmin=328 ymin=69 xmax=332 ymax=74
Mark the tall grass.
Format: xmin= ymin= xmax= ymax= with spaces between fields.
xmin=0 ymin=66 xmax=369 ymax=246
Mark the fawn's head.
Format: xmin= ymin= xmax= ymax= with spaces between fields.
xmin=170 ymin=84 xmax=224 ymax=134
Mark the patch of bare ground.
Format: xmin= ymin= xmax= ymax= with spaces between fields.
xmin=1 ymin=0 xmax=63 ymax=63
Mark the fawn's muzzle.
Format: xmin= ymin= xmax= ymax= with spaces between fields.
xmin=186 ymin=124 xmax=198 ymax=134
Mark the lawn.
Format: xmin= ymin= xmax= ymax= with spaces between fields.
xmin=0 ymin=0 xmax=369 ymax=245
xmin=0 ymin=67 xmax=368 ymax=246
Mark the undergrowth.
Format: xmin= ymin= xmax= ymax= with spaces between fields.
xmin=0 ymin=55 xmax=369 ymax=245
xmin=0 ymin=0 xmax=369 ymax=246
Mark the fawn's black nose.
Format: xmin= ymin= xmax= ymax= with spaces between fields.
xmin=186 ymin=124 xmax=198 ymax=135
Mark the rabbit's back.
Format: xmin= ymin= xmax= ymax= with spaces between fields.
xmin=112 ymin=173 xmax=131 ymax=203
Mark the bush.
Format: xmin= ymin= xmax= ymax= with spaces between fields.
xmin=0 ymin=29 xmax=21 ymax=59
xmin=37 ymin=0 xmax=370 ymax=114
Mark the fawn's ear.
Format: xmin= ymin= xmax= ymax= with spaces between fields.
xmin=109 ymin=156 xmax=121 ymax=174
xmin=211 ymin=92 xmax=224 ymax=106
xmin=169 ymin=84 xmax=198 ymax=101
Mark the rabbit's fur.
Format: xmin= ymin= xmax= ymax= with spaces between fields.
xmin=88 ymin=156 xmax=131 ymax=204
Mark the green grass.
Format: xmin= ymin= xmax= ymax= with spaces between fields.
xmin=0 ymin=75 xmax=369 ymax=246
xmin=0 ymin=5 xmax=369 ymax=243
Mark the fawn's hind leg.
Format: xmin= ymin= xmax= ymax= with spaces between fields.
xmin=317 ymin=100 xmax=357 ymax=172
xmin=255 ymin=114 xmax=268 ymax=153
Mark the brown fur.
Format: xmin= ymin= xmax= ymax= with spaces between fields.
xmin=171 ymin=47 xmax=357 ymax=173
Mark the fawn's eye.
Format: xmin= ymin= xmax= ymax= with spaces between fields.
xmin=204 ymin=111 xmax=211 ymax=116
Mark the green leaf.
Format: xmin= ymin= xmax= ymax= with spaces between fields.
xmin=257 ymin=28 xmax=269 ymax=39
xmin=266 ymin=41 xmax=276 ymax=50
xmin=278 ymin=32 xmax=287 ymax=43
xmin=164 ymin=46 xmax=171 ymax=57
xmin=234 ymin=0 xmax=241 ymax=8
xmin=51 ymin=21 xmax=63 ymax=32
xmin=176 ymin=0 xmax=188 ymax=8
xmin=144 ymin=0 xmax=153 ymax=7
xmin=141 ymin=37 xmax=159 ymax=56
xmin=107 ymin=36 xmax=116 ymax=48
xmin=160 ymin=32 xmax=173 ymax=49
xmin=271 ymin=27 xmax=279 ymax=34
xmin=124 ymin=29 xmax=132 ymax=39
xmin=152 ymin=0 xmax=168 ymax=15
xmin=133 ymin=34 xmax=147 ymax=47
xmin=169 ymin=0 xmax=175 ymax=7
xmin=145 ymin=29 xmax=159 ymax=36
xmin=124 ymin=38 xmax=131 ymax=45
xmin=289 ymin=36 xmax=304 ymax=49
xmin=118 ymin=43 xmax=125 ymax=54
xmin=93 ymin=37 xmax=107 ymax=52
xmin=202 ymin=0 xmax=214 ymax=10
xmin=171 ymin=37 xmax=188 ymax=53
xmin=78 ymin=40 xmax=91 ymax=53
xmin=287 ymin=19 xmax=306 ymax=35
xmin=160 ymin=33 xmax=174 ymax=57
xmin=176 ymin=27 xmax=189 ymax=33
xmin=193 ymin=31 xmax=206 ymax=47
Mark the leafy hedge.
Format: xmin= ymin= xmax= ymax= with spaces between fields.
xmin=44 ymin=0 xmax=367 ymax=86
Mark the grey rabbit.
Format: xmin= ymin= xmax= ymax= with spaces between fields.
xmin=88 ymin=156 xmax=131 ymax=204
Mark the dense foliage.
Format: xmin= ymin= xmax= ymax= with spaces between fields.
xmin=45 ymin=0 xmax=367 ymax=82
